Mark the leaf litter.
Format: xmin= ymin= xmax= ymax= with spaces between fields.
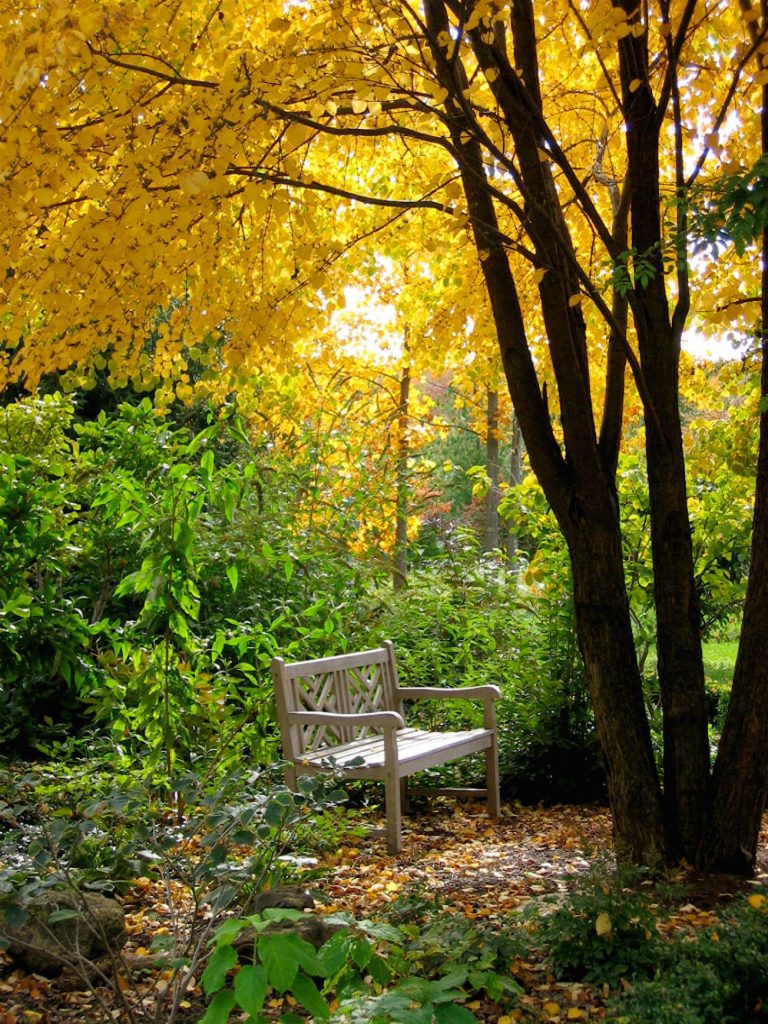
xmin=1 ymin=802 xmax=766 ymax=1024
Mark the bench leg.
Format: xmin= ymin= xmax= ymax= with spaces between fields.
xmin=285 ymin=763 xmax=298 ymax=791
xmin=385 ymin=774 xmax=403 ymax=854
xmin=486 ymin=739 xmax=501 ymax=818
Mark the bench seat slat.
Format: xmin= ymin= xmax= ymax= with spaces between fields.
xmin=299 ymin=726 xmax=493 ymax=774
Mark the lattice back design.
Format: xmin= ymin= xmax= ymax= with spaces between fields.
xmin=273 ymin=646 xmax=399 ymax=757
xmin=295 ymin=660 xmax=388 ymax=749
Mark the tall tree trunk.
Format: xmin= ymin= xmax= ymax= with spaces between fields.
xmin=615 ymin=0 xmax=711 ymax=860
xmin=483 ymin=389 xmax=501 ymax=552
xmin=506 ymin=412 xmax=523 ymax=566
xmin=424 ymin=0 xmax=670 ymax=864
xmin=568 ymin=507 xmax=669 ymax=866
xmin=392 ymin=359 xmax=410 ymax=592
xmin=703 ymin=6 xmax=768 ymax=871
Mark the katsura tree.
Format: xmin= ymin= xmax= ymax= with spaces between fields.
xmin=2 ymin=0 xmax=768 ymax=870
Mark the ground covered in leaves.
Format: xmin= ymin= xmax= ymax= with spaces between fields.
xmin=1 ymin=802 xmax=767 ymax=1024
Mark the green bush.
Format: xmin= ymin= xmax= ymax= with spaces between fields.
xmin=531 ymin=864 xmax=661 ymax=987
xmin=608 ymin=890 xmax=768 ymax=1023
xmin=0 ymin=393 xmax=380 ymax=766
xmin=0 ymin=396 xmax=98 ymax=753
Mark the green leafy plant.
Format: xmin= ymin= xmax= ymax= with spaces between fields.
xmin=382 ymin=894 xmax=524 ymax=1008
xmin=608 ymin=890 xmax=768 ymax=1024
xmin=202 ymin=906 xmax=514 ymax=1024
xmin=532 ymin=864 xmax=661 ymax=988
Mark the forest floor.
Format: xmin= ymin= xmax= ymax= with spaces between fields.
xmin=1 ymin=802 xmax=767 ymax=1024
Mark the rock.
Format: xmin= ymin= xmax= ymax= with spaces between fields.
xmin=252 ymin=886 xmax=316 ymax=912
xmin=2 ymin=890 xmax=126 ymax=975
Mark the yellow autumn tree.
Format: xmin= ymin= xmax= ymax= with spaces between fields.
xmin=3 ymin=0 xmax=768 ymax=872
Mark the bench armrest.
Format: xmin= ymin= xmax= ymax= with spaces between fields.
xmin=398 ymin=685 xmax=501 ymax=704
xmin=287 ymin=710 xmax=405 ymax=730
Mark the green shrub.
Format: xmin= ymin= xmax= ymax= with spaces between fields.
xmin=532 ymin=864 xmax=661 ymax=987
xmin=608 ymin=890 xmax=768 ymax=1023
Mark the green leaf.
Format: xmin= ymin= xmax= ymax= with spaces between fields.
xmin=367 ymin=953 xmax=392 ymax=985
xmin=201 ymin=944 xmax=238 ymax=996
xmin=261 ymin=908 xmax=305 ymax=923
xmin=47 ymin=909 xmax=81 ymax=923
xmin=222 ymin=486 xmax=235 ymax=524
xmin=150 ymin=933 xmax=176 ymax=953
xmin=435 ymin=1004 xmax=478 ymax=1024
xmin=351 ymin=937 xmax=372 ymax=969
xmin=358 ymin=919 xmax=404 ymax=943
xmin=292 ymin=973 xmax=329 ymax=1019
xmin=214 ymin=918 xmax=249 ymax=947
xmin=198 ymin=988 xmax=236 ymax=1024
xmin=258 ymin=933 xmax=299 ymax=991
xmin=434 ymin=967 xmax=469 ymax=990
xmin=201 ymin=449 xmax=215 ymax=476
xmin=1 ymin=905 xmax=27 ymax=929
xmin=316 ymin=931 xmax=352 ymax=976
xmin=226 ymin=564 xmax=239 ymax=593
xmin=234 ymin=963 xmax=267 ymax=1016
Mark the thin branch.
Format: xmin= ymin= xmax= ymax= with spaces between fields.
xmin=227 ymin=166 xmax=449 ymax=211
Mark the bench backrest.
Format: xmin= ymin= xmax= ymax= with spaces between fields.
xmin=271 ymin=641 xmax=401 ymax=759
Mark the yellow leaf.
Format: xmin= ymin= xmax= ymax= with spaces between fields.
xmin=596 ymin=911 xmax=613 ymax=937
xmin=567 ymin=1010 xmax=583 ymax=1020
xmin=543 ymin=1002 xmax=561 ymax=1015
xmin=351 ymin=98 xmax=367 ymax=114
xmin=747 ymin=893 xmax=766 ymax=909
xmin=629 ymin=79 xmax=642 ymax=93
xmin=533 ymin=268 xmax=546 ymax=284
xmin=485 ymin=67 xmax=499 ymax=83
xmin=568 ymin=293 xmax=582 ymax=307
xmin=179 ymin=170 xmax=209 ymax=197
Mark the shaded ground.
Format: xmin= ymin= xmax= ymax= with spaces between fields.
xmin=1 ymin=802 xmax=767 ymax=1023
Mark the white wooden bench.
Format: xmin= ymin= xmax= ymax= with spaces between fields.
xmin=271 ymin=640 xmax=501 ymax=853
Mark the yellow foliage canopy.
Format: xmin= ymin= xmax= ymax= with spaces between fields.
xmin=0 ymin=0 xmax=763 ymax=421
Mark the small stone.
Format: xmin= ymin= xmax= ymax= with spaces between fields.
xmin=252 ymin=886 xmax=316 ymax=912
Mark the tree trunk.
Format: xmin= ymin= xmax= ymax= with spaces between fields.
xmin=483 ymin=389 xmax=501 ymax=552
xmin=568 ymin=510 xmax=669 ymax=865
xmin=506 ymin=413 xmax=523 ymax=566
xmin=423 ymin=0 xmax=670 ymax=865
xmin=615 ymin=0 xmax=711 ymax=861
xmin=703 ymin=33 xmax=768 ymax=872
xmin=392 ymin=359 xmax=410 ymax=592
